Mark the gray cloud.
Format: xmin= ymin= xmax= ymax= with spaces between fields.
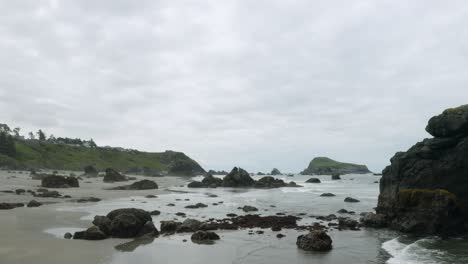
xmin=1 ymin=0 xmax=468 ymax=172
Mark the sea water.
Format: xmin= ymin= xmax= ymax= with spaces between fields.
xmin=49 ymin=174 xmax=468 ymax=264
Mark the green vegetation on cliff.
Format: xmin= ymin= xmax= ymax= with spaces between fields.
xmin=0 ymin=140 xmax=205 ymax=176
xmin=301 ymin=157 xmax=370 ymax=175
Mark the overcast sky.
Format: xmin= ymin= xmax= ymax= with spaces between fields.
xmin=0 ymin=0 xmax=467 ymax=173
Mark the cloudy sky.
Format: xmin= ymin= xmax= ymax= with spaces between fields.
xmin=0 ymin=0 xmax=467 ymax=173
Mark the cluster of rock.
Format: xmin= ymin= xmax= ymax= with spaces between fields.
xmin=41 ymin=175 xmax=79 ymax=188
xmin=270 ymin=168 xmax=282 ymax=175
xmin=188 ymin=167 xmax=300 ymax=189
xmin=375 ymin=104 xmax=468 ymax=236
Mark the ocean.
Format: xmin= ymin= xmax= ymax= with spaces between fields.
xmin=46 ymin=174 xmax=468 ymax=264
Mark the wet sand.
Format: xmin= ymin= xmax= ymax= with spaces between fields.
xmin=0 ymin=170 xmax=186 ymax=264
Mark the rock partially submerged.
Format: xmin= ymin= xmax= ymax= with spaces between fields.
xmin=377 ymin=104 xmax=468 ymax=236
xmin=41 ymin=175 xmax=79 ymax=188
xmin=110 ymin=180 xmax=158 ymax=190
xmin=296 ymin=231 xmax=332 ymax=251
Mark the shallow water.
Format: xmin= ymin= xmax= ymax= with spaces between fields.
xmin=49 ymin=174 xmax=468 ymax=264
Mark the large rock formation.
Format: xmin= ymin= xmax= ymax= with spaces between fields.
xmin=301 ymin=157 xmax=370 ymax=175
xmin=376 ymin=104 xmax=468 ymax=236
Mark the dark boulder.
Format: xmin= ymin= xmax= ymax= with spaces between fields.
xmin=73 ymin=226 xmax=108 ymax=240
xmin=41 ymin=175 xmax=79 ymax=188
xmin=93 ymin=215 xmax=112 ymax=235
xmin=191 ymin=231 xmax=220 ymax=243
xmin=27 ymin=200 xmax=42 ymax=207
xmin=271 ymin=168 xmax=282 ymax=175
xmin=160 ymin=220 xmax=181 ymax=234
xmin=296 ymin=231 xmax=332 ymax=251
xmin=344 ymin=197 xmax=360 ymax=203
xmin=320 ymin=193 xmax=336 ymax=197
xmin=222 ymin=167 xmax=255 ymax=187
xmin=103 ymin=168 xmax=127 ymax=183
xmin=15 ymin=189 xmax=25 ymax=195
xmin=306 ymin=178 xmax=321 ymax=183
xmin=76 ymin=197 xmax=101 ymax=203
xmin=110 ymin=180 xmax=158 ymax=190
xmin=241 ymin=205 xmax=258 ymax=212
xmin=0 ymin=203 xmax=24 ymax=210
xmin=64 ymin=232 xmax=72 ymax=239
xmin=185 ymin=203 xmax=208 ymax=209
xmin=105 ymin=208 xmax=153 ymax=238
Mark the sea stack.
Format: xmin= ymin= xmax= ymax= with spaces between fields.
xmin=301 ymin=157 xmax=370 ymax=175
xmin=376 ymin=104 xmax=468 ymax=236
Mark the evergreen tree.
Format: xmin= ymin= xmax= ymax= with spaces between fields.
xmin=0 ymin=131 xmax=6 ymax=155
xmin=37 ymin=129 xmax=46 ymax=141
xmin=5 ymin=135 xmax=15 ymax=157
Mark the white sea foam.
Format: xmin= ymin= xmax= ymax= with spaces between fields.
xmin=382 ymin=237 xmax=444 ymax=264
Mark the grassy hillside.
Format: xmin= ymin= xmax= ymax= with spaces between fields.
xmin=0 ymin=140 xmax=205 ymax=176
xmin=301 ymin=157 xmax=370 ymax=175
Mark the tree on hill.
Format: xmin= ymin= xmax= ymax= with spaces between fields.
xmin=37 ymin=129 xmax=46 ymax=141
xmin=13 ymin=127 xmax=20 ymax=137
xmin=28 ymin=132 xmax=35 ymax=140
xmin=0 ymin=131 xmax=16 ymax=157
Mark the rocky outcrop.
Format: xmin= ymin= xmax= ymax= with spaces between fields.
xmin=41 ymin=175 xmax=79 ymax=188
xmin=73 ymin=208 xmax=158 ymax=240
xmin=103 ymin=168 xmax=128 ymax=183
xmin=222 ymin=167 xmax=255 ymax=187
xmin=188 ymin=167 xmax=299 ymax=189
xmin=110 ymin=180 xmax=158 ymax=190
xmin=296 ymin=231 xmax=332 ymax=251
xmin=377 ymin=104 xmax=468 ymax=236
xmin=301 ymin=157 xmax=370 ymax=175
xmin=271 ymin=168 xmax=281 ymax=175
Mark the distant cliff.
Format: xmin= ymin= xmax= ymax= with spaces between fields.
xmin=301 ymin=157 xmax=370 ymax=175
xmin=0 ymin=140 xmax=205 ymax=176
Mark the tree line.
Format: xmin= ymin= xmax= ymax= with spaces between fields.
xmin=0 ymin=123 xmax=97 ymax=156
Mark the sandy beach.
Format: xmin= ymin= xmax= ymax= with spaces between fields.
xmin=0 ymin=170 xmax=186 ymax=264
